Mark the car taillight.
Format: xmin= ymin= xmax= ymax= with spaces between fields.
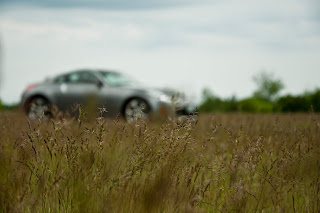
xmin=24 ymin=84 xmax=38 ymax=92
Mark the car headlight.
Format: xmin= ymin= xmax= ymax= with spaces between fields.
xmin=159 ymin=94 xmax=172 ymax=103
xmin=149 ymin=90 xmax=172 ymax=103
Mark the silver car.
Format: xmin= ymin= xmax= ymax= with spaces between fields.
xmin=21 ymin=69 xmax=195 ymax=122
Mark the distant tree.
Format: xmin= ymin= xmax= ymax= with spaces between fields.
xmin=223 ymin=95 xmax=238 ymax=112
xmin=274 ymin=89 xmax=320 ymax=113
xmin=199 ymin=88 xmax=238 ymax=112
xmin=253 ymin=71 xmax=284 ymax=101
xmin=275 ymin=95 xmax=310 ymax=112
xmin=0 ymin=99 xmax=3 ymax=111
xmin=0 ymin=39 xmax=2 ymax=91
xmin=199 ymin=88 xmax=222 ymax=112
xmin=310 ymin=89 xmax=320 ymax=112
xmin=201 ymin=88 xmax=214 ymax=101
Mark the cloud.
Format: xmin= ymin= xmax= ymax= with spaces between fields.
xmin=0 ymin=0 xmax=209 ymax=10
xmin=1 ymin=0 xmax=319 ymax=52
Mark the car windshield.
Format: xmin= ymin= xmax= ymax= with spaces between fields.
xmin=99 ymin=71 xmax=137 ymax=87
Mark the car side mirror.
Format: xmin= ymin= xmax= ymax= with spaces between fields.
xmin=96 ymin=80 xmax=103 ymax=88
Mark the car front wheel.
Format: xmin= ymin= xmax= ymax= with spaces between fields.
xmin=124 ymin=98 xmax=150 ymax=123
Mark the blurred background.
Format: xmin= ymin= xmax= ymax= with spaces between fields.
xmin=0 ymin=0 xmax=319 ymax=112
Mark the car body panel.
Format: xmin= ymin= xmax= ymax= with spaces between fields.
xmin=21 ymin=69 xmax=195 ymax=120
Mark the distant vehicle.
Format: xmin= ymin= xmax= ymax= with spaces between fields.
xmin=21 ymin=69 xmax=196 ymax=122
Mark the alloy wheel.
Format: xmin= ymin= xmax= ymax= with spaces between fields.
xmin=124 ymin=98 xmax=149 ymax=123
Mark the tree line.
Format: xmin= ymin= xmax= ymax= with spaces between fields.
xmin=199 ymin=72 xmax=320 ymax=113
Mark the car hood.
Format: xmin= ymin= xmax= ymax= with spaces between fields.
xmin=120 ymin=84 xmax=196 ymax=109
xmin=117 ymin=84 xmax=179 ymax=97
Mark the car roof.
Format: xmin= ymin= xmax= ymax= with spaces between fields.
xmin=54 ymin=69 xmax=119 ymax=78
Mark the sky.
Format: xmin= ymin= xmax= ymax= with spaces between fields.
xmin=0 ymin=0 xmax=319 ymax=104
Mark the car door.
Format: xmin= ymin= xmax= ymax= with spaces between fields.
xmin=96 ymin=72 xmax=133 ymax=117
xmin=98 ymin=85 xmax=125 ymax=116
xmin=55 ymin=71 xmax=101 ymax=113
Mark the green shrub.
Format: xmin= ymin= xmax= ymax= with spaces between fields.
xmin=238 ymin=98 xmax=273 ymax=112
xmin=275 ymin=95 xmax=311 ymax=112
xmin=0 ymin=99 xmax=3 ymax=111
xmin=199 ymin=96 xmax=238 ymax=113
xmin=310 ymin=89 xmax=320 ymax=112
xmin=199 ymin=96 xmax=223 ymax=112
xmin=198 ymin=87 xmax=320 ymax=113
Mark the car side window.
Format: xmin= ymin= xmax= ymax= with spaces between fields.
xmin=55 ymin=75 xmax=68 ymax=84
xmin=78 ymin=72 xmax=99 ymax=84
xmin=68 ymin=73 xmax=80 ymax=83
xmin=55 ymin=71 xmax=99 ymax=84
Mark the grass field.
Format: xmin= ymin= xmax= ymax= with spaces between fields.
xmin=0 ymin=112 xmax=319 ymax=212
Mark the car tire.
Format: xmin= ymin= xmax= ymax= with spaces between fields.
xmin=124 ymin=98 xmax=150 ymax=123
xmin=26 ymin=97 xmax=52 ymax=120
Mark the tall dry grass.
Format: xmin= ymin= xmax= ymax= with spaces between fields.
xmin=0 ymin=111 xmax=319 ymax=212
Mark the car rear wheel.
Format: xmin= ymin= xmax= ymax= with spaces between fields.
xmin=124 ymin=98 xmax=150 ymax=123
xmin=27 ymin=97 xmax=52 ymax=120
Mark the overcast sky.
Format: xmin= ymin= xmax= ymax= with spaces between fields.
xmin=0 ymin=0 xmax=319 ymax=104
